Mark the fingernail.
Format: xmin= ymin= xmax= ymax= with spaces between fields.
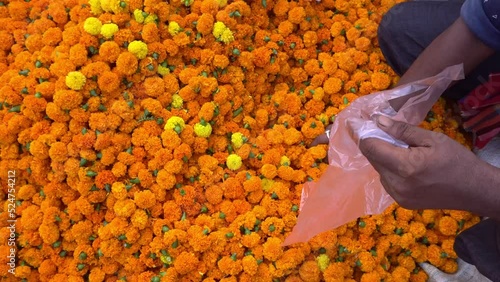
xmin=377 ymin=115 xmax=394 ymax=128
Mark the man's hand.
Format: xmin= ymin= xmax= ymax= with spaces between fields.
xmin=358 ymin=115 xmax=498 ymax=213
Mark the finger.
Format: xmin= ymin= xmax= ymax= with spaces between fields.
xmin=359 ymin=137 xmax=409 ymax=172
xmin=376 ymin=116 xmax=435 ymax=147
xmin=309 ymin=124 xmax=333 ymax=147
xmin=309 ymin=134 xmax=329 ymax=147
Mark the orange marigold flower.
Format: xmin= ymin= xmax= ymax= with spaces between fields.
xmin=355 ymin=37 xmax=371 ymax=51
xmin=142 ymin=23 xmax=160 ymax=43
xmin=361 ymin=271 xmax=381 ymax=282
xmin=323 ymin=262 xmax=347 ymax=281
xmin=421 ymin=209 xmax=438 ymax=224
xmin=39 ymin=223 xmax=60 ymax=244
xmin=391 ymin=266 xmax=411 ymax=281
xmin=323 ymin=77 xmax=342 ymax=95
xmin=131 ymin=209 xmax=148 ymax=230
xmin=262 ymin=237 xmax=283 ymax=261
xmin=69 ymin=44 xmax=88 ymax=66
xmin=218 ymin=256 xmax=243 ymax=276
xmin=116 ymin=52 xmax=139 ymax=76
xmin=439 ymin=259 xmax=458 ymax=273
xmin=427 ymin=244 xmax=446 ymax=267
xmin=278 ymin=21 xmax=294 ymax=37
xmin=197 ymin=13 xmax=215 ymax=36
xmin=29 ymin=140 xmax=49 ymax=159
xmin=288 ymin=7 xmax=305 ymax=24
xmin=156 ymin=169 xmax=176 ymax=190
xmin=441 ymin=239 xmax=457 ymax=258
xmin=357 ymin=251 xmax=376 ymax=272
xmin=134 ymin=190 xmax=156 ymax=209
xmin=260 ymin=164 xmax=277 ymax=179
xmin=42 ymin=27 xmax=63 ymax=46
xmin=298 ymin=260 xmax=320 ymax=281
xmin=48 ymin=141 xmax=68 ymax=162
xmin=213 ymin=54 xmax=230 ymax=69
xmin=174 ymin=251 xmax=200 ymax=275
xmin=205 ymin=185 xmax=223 ymax=205
xmin=114 ymin=199 xmax=136 ymax=217
xmin=53 ymin=90 xmax=83 ymax=110
xmin=99 ymin=41 xmax=121 ymax=63
xmin=242 ymin=255 xmax=258 ymax=276
xmin=371 ymin=72 xmax=391 ymax=90
xmin=437 ymin=216 xmax=458 ymax=236
xmin=98 ymin=71 xmax=120 ymax=93
xmin=408 ymin=221 xmax=426 ymax=239
xmin=143 ymin=76 xmax=165 ymax=98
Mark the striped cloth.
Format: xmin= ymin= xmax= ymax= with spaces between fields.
xmin=459 ymin=73 xmax=500 ymax=149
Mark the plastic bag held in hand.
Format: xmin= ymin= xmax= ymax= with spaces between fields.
xmin=284 ymin=64 xmax=464 ymax=245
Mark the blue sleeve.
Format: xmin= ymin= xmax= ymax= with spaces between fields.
xmin=461 ymin=0 xmax=500 ymax=50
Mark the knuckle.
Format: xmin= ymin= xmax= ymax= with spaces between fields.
xmin=398 ymin=122 xmax=415 ymax=141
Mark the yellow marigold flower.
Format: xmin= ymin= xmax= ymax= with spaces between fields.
xmin=231 ymin=132 xmax=245 ymax=149
xmin=100 ymin=0 xmax=112 ymax=12
xmin=144 ymin=14 xmax=158 ymax=24
xmin=65 ymin=71 xmax=86 ymax=90
xmin=157 ymin=65 xmax=170 ymax=76
xmin=168 ymin=21 xmax=182 ymax=36
xmin=100 ymin=23 xmax=119 ymax=39
xmin=165 ymin=116 xmax=185 ymax=134
xmin=109 ymin=0 xmax=125 ymax=13
xmin=226 ymin=154 xmax=242 ymax=171
xmin=316 ymin=254 xmax=330 ymax=272
xmin=262 ymin=178 xmax=274 ymax=192
xmin=213 ymin=21 xmax=227 ymax=38
xmin=280 ymin=156 xmax=290 ymax=166
xmin=128 ymin=40 xmax=148 ymax=59
xmin=220 ymin=28 xmax=234 ymax=44
xmin=172 ymin=94 xmax=183 ymax=109
xmin=194 ymin=120 xmax=212 ymax=138
xmin=89 ymin=0 xmax=103 ymax=15
xmin=83 ymin=17 xmax=102 ymax=35
xmin=216 ymin=0 xmax=227 ymax=7
xmin=133 ymin=9 xmax=145 ymax=23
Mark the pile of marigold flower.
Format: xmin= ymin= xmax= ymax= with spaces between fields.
xmin=0 ymin=0 xmax=480 ymax=281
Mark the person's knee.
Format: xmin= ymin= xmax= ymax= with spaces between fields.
xmin=378 ymin=3 xmax=410 ymax=47
xmin=377 ymin=3 xmax=415 ymax=75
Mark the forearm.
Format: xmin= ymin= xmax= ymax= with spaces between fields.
xmin=468 ymin=160 xmax=500 ymax=220
xmin=397 ymin=17 xmax=494 ymax=86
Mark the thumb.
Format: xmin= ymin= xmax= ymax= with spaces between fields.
xmin=376 ymin=115 xmax=432 ymax=147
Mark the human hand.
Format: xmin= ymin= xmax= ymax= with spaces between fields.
xmin=357 ymin=115 xmax=485 ymax=211
xmin=309 ymin=124 xmax=332 ymax=147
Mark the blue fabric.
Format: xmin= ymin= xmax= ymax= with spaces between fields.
xmin=461 ymin=0 xmax=500 ymax=50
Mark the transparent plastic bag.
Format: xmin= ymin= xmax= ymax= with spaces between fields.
xmin=284 ymin=64 xmax=464 ymax=245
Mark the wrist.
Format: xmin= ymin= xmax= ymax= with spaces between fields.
xmin=467 ymin=159 xmax=500 ymax=218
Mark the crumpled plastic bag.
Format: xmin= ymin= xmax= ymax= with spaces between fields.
xmin=284 ymin=64 xmax=464 ymax=245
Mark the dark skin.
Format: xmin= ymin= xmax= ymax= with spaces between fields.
xmin=312 ymin=17 xmax=500 ymax=220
